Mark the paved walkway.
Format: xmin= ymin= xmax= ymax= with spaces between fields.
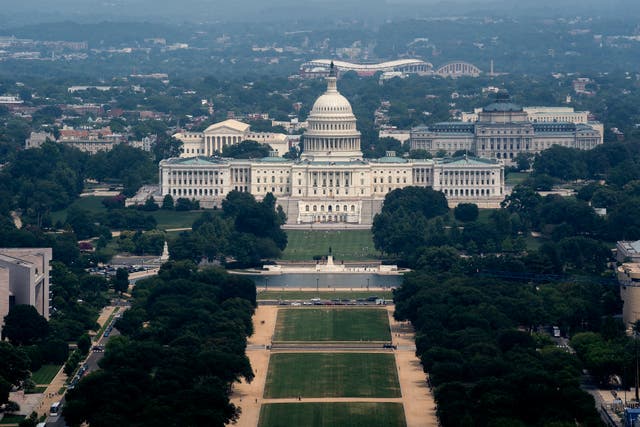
xmin=228 ymin=305 xmax=438 ymax=427
xmin=262 ymin=397 xmax=404 ymax=403
xmin=387 ymin=307 xmax=438 ymax=427
xmin=229 ymin=306 xmax=278 ymax=427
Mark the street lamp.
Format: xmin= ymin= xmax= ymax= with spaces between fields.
xmin=265 ymin=278 xmax=269 ymax=291
xmin=316 ymin=277 xmax=319 ymax=293
xmin=367 ymin=278 xmax=370 ymax=291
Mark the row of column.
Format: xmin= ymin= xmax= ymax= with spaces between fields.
xmin=205 ymin=135 xmax=242 ymax=155
xmin=310 ymin=170 xmax=351 ymax=188
xmin=440 ymin=170 xmax=495 ymax=186
xmin=305 ymin=137 xmax=359 ymax=152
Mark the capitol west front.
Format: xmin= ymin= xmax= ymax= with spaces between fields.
xmin=157 ymin=70 xmax=506 ymax=227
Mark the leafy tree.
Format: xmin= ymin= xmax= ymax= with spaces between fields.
xmin=454 ymin=203 xmax=479 ymax=222
xmin=222 ymin=140 xmax=270 ymax=159
xmin=175 ymin=198 xmax=199 ymax=211
xmin=64 ymin=267 xmax=255 ymax=427
xmin=161 ymin=194 xmax=174 ymax=210
xmin=112 ymin=268 xmax=129 ymax=294
xmin=514 ymin=152 xmax=533 ymax=171
xmin=140 ymin=197 xmax=159 ymax=211
xmin=2 ymin=305 xmax=49 ymax=346
xmin=0 ymin=342 xmax=30 ymax=398
xmin=77 ymin=334 xmax=91 ymax=355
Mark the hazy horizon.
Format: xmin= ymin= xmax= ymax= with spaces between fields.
xmin=1 ymin=0 xmax=639 ymax=27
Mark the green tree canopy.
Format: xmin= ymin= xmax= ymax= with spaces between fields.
xmin=2 ymin=305 xmax=49 ymax=346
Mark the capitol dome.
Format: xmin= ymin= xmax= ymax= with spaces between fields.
xmin=310 ymin=88 xmax=354 ymax=115
xmin=301 ymin=62 xmax=362 ymax=161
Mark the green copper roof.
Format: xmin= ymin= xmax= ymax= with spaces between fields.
xmin=438 ymin=156 xmax=499 ymax=166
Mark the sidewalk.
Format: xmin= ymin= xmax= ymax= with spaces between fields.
xmin=34 ymin=305 xmax=119 ymax=418
xmin=387 ymin=307 xmax=438 ymax=427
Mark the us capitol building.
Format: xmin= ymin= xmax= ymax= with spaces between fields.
xmin=149 ymin=67 xmax=506 ymax=227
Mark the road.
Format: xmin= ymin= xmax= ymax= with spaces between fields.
xmin=44 ymin=315 xmax=124 ymax=426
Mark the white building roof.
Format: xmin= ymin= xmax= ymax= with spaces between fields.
xmin=304 ymin=59 xmax=431 ymax=72
xmin=203 ymin=119 xmax=250 ymax=133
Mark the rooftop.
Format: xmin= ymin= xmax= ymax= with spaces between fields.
xmin=482 ymin=90 xmax=523 ymax=113
xmin=438 ymin=156 xmax=500 ymax=166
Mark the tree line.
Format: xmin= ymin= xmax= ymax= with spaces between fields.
xmin=63 ymin=263 xmax=256 ymax=427
xmin=170 ymin=191 xmax=287 ymax=267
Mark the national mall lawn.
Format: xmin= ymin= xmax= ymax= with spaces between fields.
xmin=273 ymin=308 xmax=391 ymax=342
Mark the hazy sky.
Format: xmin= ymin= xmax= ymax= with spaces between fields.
xmin=1 ymin=0 xmax=638 ymax=26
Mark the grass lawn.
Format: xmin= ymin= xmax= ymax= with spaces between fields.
xmin=258 ymin=403 xmax=406 ymax=427
xmin=264 ymin=353 xmax=400 ymax=398
xmin=0 ymin=415 xmax=26 ymax=424
xmin=281 ymin=230 xmax=378 ymax=261
xmin=25 ymin=386 xmax=48 ymax=394
xmin=258 ymin=290 xmax=393 ymax=301
xmin=50 ymin=195 xmax=205 ymax=231
xmin=148 ymin=209 xmax=204 ymax=230
xmin=274 ymin=308 xmax=391 ymax=342
xmin=31 ymin=364 xmax=62 ymax=385
xmin=505 ymin=171 xmax=530 ymax=186
xmin=51 ymin=196 xmax=108 ymax=224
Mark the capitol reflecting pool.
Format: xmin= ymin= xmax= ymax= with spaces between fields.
xmin=246 ymin=273 xmax=403 ymax=289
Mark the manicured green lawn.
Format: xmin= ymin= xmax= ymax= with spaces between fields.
xmin=258 ymin=403 xmax=406 ymax=427
xmin=274 ymin=308 xmax=391 ymax=342
xmin=0 ymin=414 xmax=26 ymax=424
xmin=258 ymin=290 xmax=393 ymax=301
xmin=50 ymin=194 xmax=204 ymax=230
xmin=264 ymin=353 xmax=400 ymax=398
xmin=148 ymin=209 xmax=203 ymax=230
xmin=505 ymin=171 xmax=530 ymax=186
xmin=51 ymin=196 xmax=108 ymax=224
xmin=281 ymin=230 xmax=379 ymax=261
xmin=31 ymin=364 xmax=62 ymax=384
xmin=25 ymin=386 xmax=48 ymax=394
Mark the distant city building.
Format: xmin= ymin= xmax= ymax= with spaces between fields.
xmin=0 ymin=248 xmax=52 ymax=332
xmin=129 ymin=135 xmax=156 ymax=152
xmin=25 ymin=131 xmax=54 ymax=149
xmin=461 ymin=105 xmax=604 ymax=144
xmin=174 ymin=119 xmax=291 ymax=157
xmin=411 ymin=90 xmax=603 ymax=162
xmin=379 ymin=71 xmax=408 ymax=82
xmin=25 ymin=128 xmax=153 ymax=153
xmin=616 ymin=241 xmax=640 ymax=330
xmin=67 ymin=86 xmax=112 ymax=93
xmin=301 ymin=59 xmax=482 ymax=79
xmin=271 ymin=118 xmax=308 ymax=133
xmin=143 ymin=67 xmax=506 ymax=227
xmin=300 ymin=59 xmax=433 ymax=78
xmin=57 ymin=127 xmax=125 ymax=154
xmin=572 ymin=77 xmax=595 ymax=95
xmin=0 ymin=95 xmax=23 ymax=105
xmin=617 ymin=240 xmax=640 ymax=263
xmin=379 ymin=129 xmax=411 ymax=144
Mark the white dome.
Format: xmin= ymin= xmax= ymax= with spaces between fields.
xmin=301 ymin=73 xmax=363 ymax=161
xmin=310 ymin=92 xmax=353 ymax=115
